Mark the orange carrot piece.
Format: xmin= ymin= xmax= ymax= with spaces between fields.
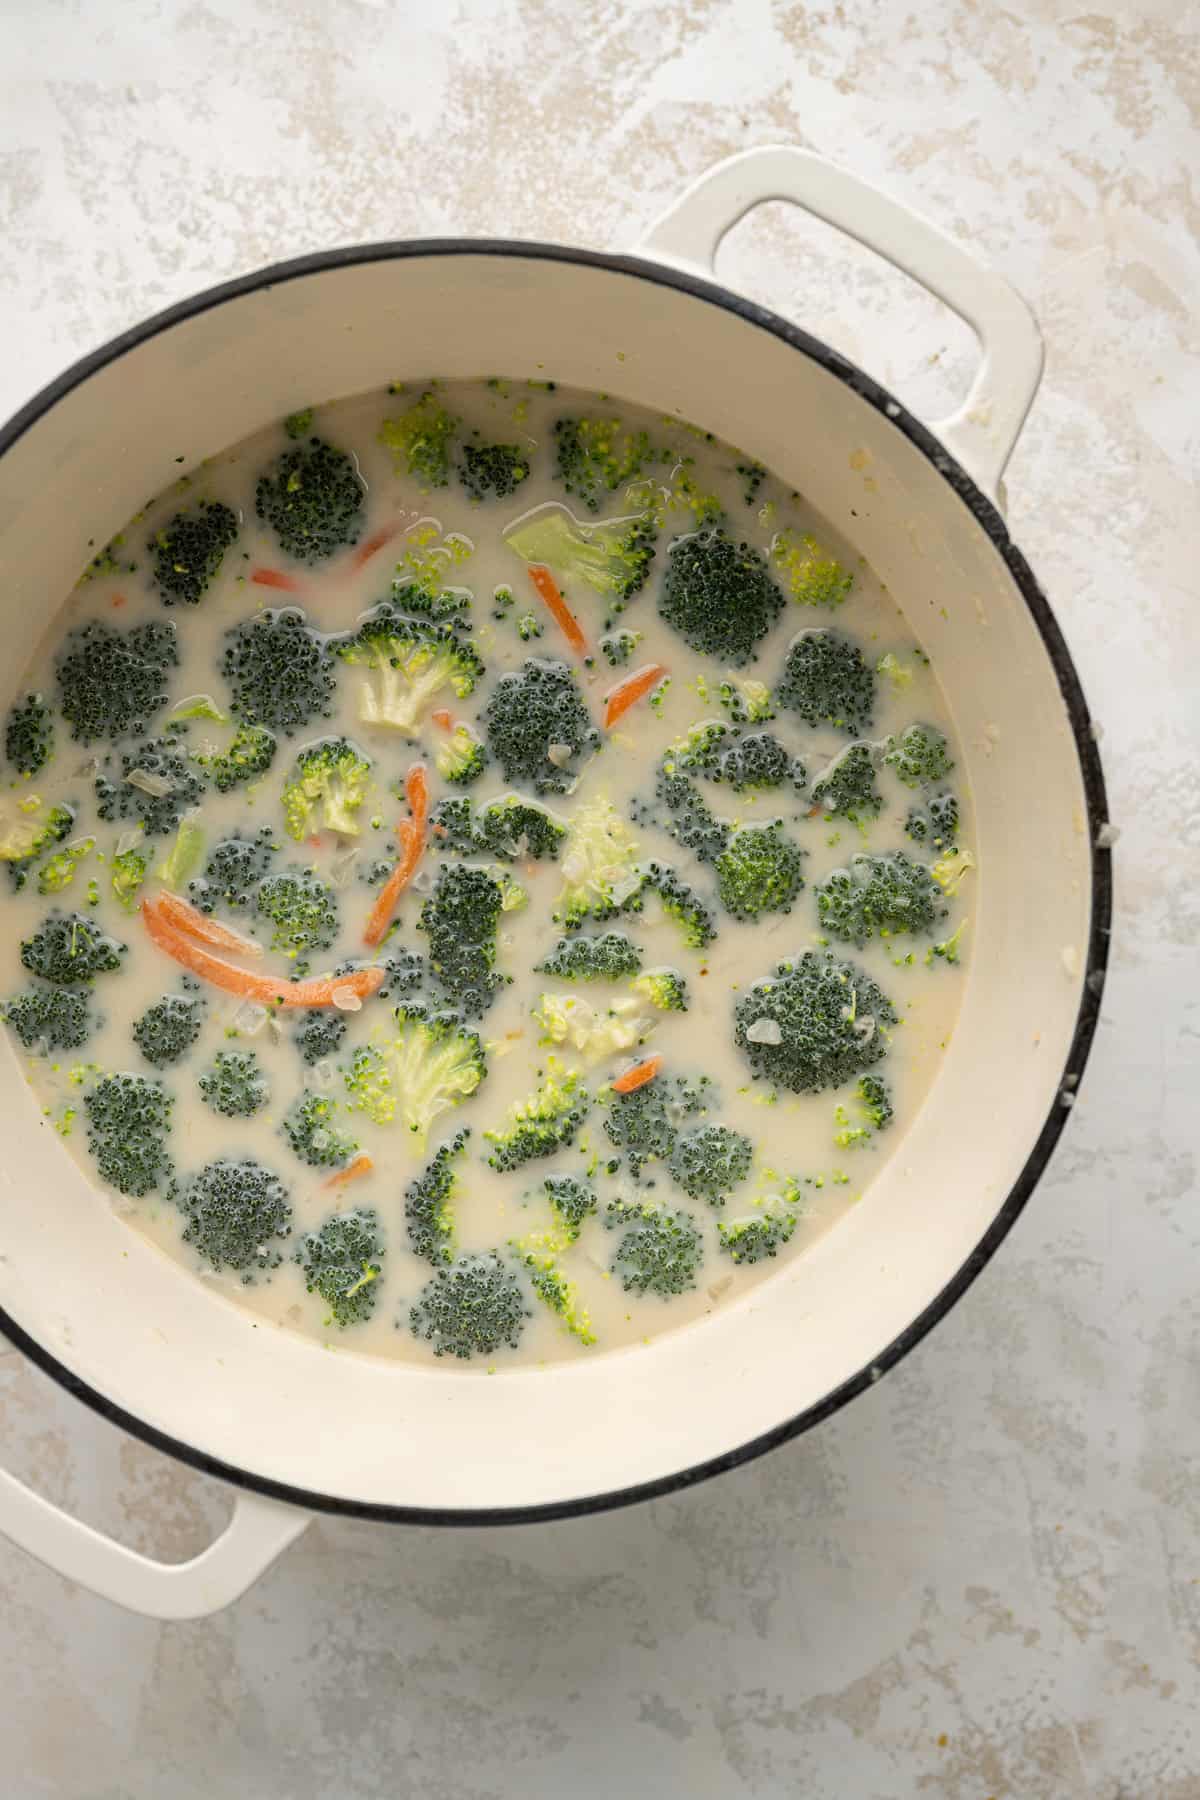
xmin=350 ymin=524 xmax=399 ymax=570
xmin=157 ymin=890 xmax=263 ymax=958
xmin=528 ymin=564 xmax=586 ymax=654
xmin=430 ymin=708 xmax=453 ymax=730
xmin=362 ymin=762 xmax=431 ymax=948
xmin=325 ymin=1153 xmax=375 ymax=1189
xmin=611 ymin=1055 xmax=663 ymax=1095
xmin=603 ymin=661 xmax=668 ymax=730
xmin=111 ymin=593 xmax=127 ymax=609
xmin=405 ymin=761 xmax=430 ymax=830
xmin=142 ymin=898 xmax=383 ymax=1007
xmin=250 ymin=566 xmax=304 ymax=592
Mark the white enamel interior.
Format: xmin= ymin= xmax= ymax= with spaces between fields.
xmin=0 ymin=253 xmax=1093 ymax=1512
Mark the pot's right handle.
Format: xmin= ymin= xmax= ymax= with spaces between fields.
xmin=636 ymin=146 xmax=1043 ymax=510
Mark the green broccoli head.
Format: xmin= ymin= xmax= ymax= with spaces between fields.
xmin=883 ymin=722 xmax=954 ymax=788
xmin=282 ymin=1090 xmax=359 ymax=1169
xmin=6 ymin=693 xmax=53 ymax=777
xmin=503 ymin=507 xmax=657 ymax=608
xmin=777 ymin=629 xmax=875 ymax=734
xmin=713 ymin=732 xmax=805 ymax=794
xmin=84 ymin=1072 xmax=173 ymax=1197
xmin=436 ymin=794 xmax=567 ymax=863
xmin=646 ymin=767 xmax=730 ymax=864
xmin=255 ymin=437 xmax=365 ymax=562
xmin=542 ymin=1171 xmax=598 ymax=1241
xmin=905 ymin=790 xmax=959 ymax=852
xmin=770 ymin=530 xmax=854 ymax=608
xmin=405 ymin=1127 xmax=470 ymax=1265
xmin=255 ymin=867 xmax=339 ymax=959
xmin=176 ymin=1157 xmax=293 ymax=1279
xmin=294 ymin=1207 xmax=385 ymax=1328
xmin=538 ymin=932 xmax=643 ymax=982
xmin=344 ymin=1008 xmax=486 ymax=1143
xmin=149 ymin=501 xmax=239 ymax=605
xmin=199 ymin=722 xmax=277 ymax=794
xmin=604 ymin=1200 xmax=704 ymax=1298
xmin=187 ymin=829 xmax=277 ymax=915
xmin=408 ymin=1252 xmax=530 ymax=1359
xmin=640 ymin=862 xmax=718 ymax=951
xmin=291 ymin=1010 xmax=347 ymax=1067
xmin=600 ymin=629 xmax=643 ymax=667
xmin=379 ymin=390 xmax=459 ymax=489
xmin=222 ymin=608 xmax=338 ymax=737
xmin=434 ymin=723 xmax=488 ymax=786
xmin=552 ymin=416 xmax=663 ymax=510
xmin=659 ymin=531 xmax=784 ymax=665
xmin=94 ymin=735 xmax=207 ymax=838
xmin=667 ymin=1123 xmax=754 ymax=1207
xmin=418 ymin=863 xmax=509 ymax=1018
xmin=3 ymin=985 xmax=92 ymax=1053
xmin=132 ymin=994 xmax=204 ymax=1068
xmin=630 ymin=966 xmax=689 ymax=1012
xmin=55 ymin=618 xmax=178 ymax=743
xmin=460 ymin=439 xmax=531 ymax=501
xmin=484 ymin=1063 xmax=591 ymax=1173
xmin=601 ymin=1071 xmax=712 ymax=1178
xmin=111 ymin=847 xmax=149 ymax=912
xmin=815 ymin=851 xmax=946 ymax=945
xmin=716 ymin=676 xmax=775 ymax=725
xmin=36 ymin=835 xmax=96 ymax=898
xmin=336 ymin=606 xmax=483 ymax=738
xmin=21 ymin=912 xmax=125 ymax=986
xmin=717 ymin=1209 xmax=798 ymax=1265
xmin=733 ymin=950 xmax=897 ymax=1095
xmin=284 ymin=407 xmax=314 ymax=439
xmin=282 ymin=736 xmax=372 ymax=839
xmin=0 ymin=794 xmax=74 ymax=881
xmin=714 ymin=822 xmax=806 ymax=923
xmin=834 ymin=1072 xmax=896 ymax=1147
xmin=483 ymin=657 xmax=599 ymax=795
xmin=198 ymin=1049 xmax=269 ymax=1117
xmin=809 ymin=743 xmax=882 ymax=823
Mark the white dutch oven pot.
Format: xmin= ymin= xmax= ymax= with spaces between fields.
xmin=0 ymin=150 xmax=1110 ymax=1618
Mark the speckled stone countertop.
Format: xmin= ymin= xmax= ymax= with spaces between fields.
xmin=0 ymin=4 xmax=1196 ymax=1796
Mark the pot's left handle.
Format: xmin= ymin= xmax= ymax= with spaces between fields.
xmin=0 ymin=1460 xmax=311 ymax=1618
xmin=635 ymin=145 xmax=1043 ymax=509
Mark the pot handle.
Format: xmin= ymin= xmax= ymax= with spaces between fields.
xmin=636 ymin=146 xmax=1043 ymax=508
xmin=0 ymin=1459 xmax=310 ymax=1619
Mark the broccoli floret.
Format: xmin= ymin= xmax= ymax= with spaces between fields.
xmin=199 ymin=1049 xmax=269 ymax=1117
xmin=84 ymin=1072 xmax=173 ymax=1197
xmin=343 ymin=1008 xmax=486 ymax=1142
xmin=55 ymin=618 xmax=178 ymax=743
xmin=484 ymin=1064 xmax=590 ymax=1172
xmin=715 ymin=822 xmax=806 ymax=922
xmin=222 ymin=608 xmax=337 ymax=737
xmin=649 ymin=768 xmax=730 ymax=864
xmin=460 ymin=439 xmax=531 ymax=501
xmin=187 ymin=829 xmax=277 ymax=914
xmin=641 ymin=862 xmax=718 ymax=950
xmin=668 ymin=1122 xmax=753 ymax=1208
xmin=777 ymin=629 xmax=875 ymax=734
xmin=370 ymin=945 xmax=432 ymax=1002
xmin=255 ymin=867 xmax=338 ymax=959
xmin=716 ymin=676 xmax=774 ymax=725
xmin=95 ymin=735 xmax=207 ymax=838
xmin=516 ymin=612 xmax=544 ymax=641
xmin=713 ymin=733 xmax=805 ymax=793
xmin=931 ymin=848 xmax=977 ymax=897
xmin=905 ymin=790 xmax=959 ymax=851
xmin=431 ymin=794 xmax=567 ymax=863
xmin=149 ymin=501 xmax=238 ymax=605
xmin=336 ymin=606 xmax=483 ymax=737
xmin=733 ymin=950 xmax=897 ymax=1095
xmin=132 ymin=994 xmax=204 ymax=1068
xmin=631 ymin=966 xmax=689 ymax=1012
xmin=418 ymin=864 xmax=508 ymax=1018
xmin=177 ymin=1157 xmax=292 ymax=1278
xmin=281 ymin=736 xmax=371 ymax=839
xmin=255 ymin=437 xmax=365 ymax=562
xmin=294 ymin=1208 xmax=384 ymax=1328
xmin=601 ymin=1072 xmax=711 ymax=1178
xmin=553 ymin=794 xmax=644 ymax=928
xmin=388 ymin=576 xmax=473 ymax=628
xmin=736 ymin=460 xmax=766 ymax=506
xmin=434 ymin=723 xmax=488 ymax=786
xmin=512 ymin=1236 xmax=596 ymax=1345
xmin=36 ymin=835 xmax=95 ymax=896
xmin=663 ymin=720 xmax=730 ymax=779
xmin=809 ymin=743 xmax=882 ymax=823
xmin=408 ymin=1252 xmax=530 ymax=1359
xmin=834 ymin=1072 xmax=895 ymax=1148
xmin=538 ymin=932 xmax=643 ymax=981
xmin=482 ymin=657 xmax=598 ymax=796
xmin=600 ymin=629 xmax=642 ymax=667
xmin=3 ymin=985 xmax=92 ymax=1052
xmin=405 ymin=1128 xmax=470 ymax=1264
xmin=379 ymin=391 xmax=459 ymax=489
xmin=534 ymin=991 xmax=656 ymax=1066
xmin=925 ymin=919 xmax=967 ymax=966
xmin=552 ymin=416 xmax=662 ymax=510
xmin=542 ymin=1172 xmax=597 ymax=1241
xmin=717 ymin=1209 xmax=798 ymax=1265
xmin=659 ymin=531 xmax=784 ymax=665
xmin=0 ymin=796 xmax=74 ymax=885
xmin=604 ymin=1200 xmax=703 ymax=1298
xmin=110 ymin=847 xmax=149 ymax=911
xmin=21 ymin=912 xmax=125 ymax=986
xmin=503 ymin=506 xmax=657 ymax=608
xmin=291 ymin=1010 xmax=347 ymax=1066
xmin=883 ymin=722 xmax=954 ymax=788
xmin=815 ymin=851 xmax=946 ymax=945
xmin=284 ymin=407 xmax=314 ymax=439
xmin=282 ymin=1090 xmax=359 ymax=1170
xmin=6 ymin=694 xmax=53 ymax=776
xmin=198 ymin=722 xmax=278 ymax=794
xmin=770 ymin=530 xmax=854 ymax=608
xmin=625 ymin=463 xmax=722 ymax=531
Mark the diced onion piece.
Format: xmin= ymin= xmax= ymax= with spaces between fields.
xmin=745 ymin=1017 xmax=782 ymax=1045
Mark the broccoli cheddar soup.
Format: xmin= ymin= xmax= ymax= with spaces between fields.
xmin=0 ymin=380 xmax=973 ymax=1367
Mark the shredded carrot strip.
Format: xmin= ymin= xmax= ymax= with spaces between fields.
xmin=325 ymin=1153 xmax=375 ymax=1189
xmin=142 ymin=898 xmax=383 ymax=1007
xmin=603 ymin=661 xmax=668 ymax=730
xmin=611 ymin=1055 xmax=663 ymax=1095
xmin=157 ymin=890 xmax=263 ymax=958
xmin=251 ymin=567 xmax=304 ymax=592
xmin=350 ymin=524 xmax=399 ymax=571
xmin=362 ymin=764 xmax=429 ymax=949
xmin=405 ymin=761 xmax=430 ymax=831
xmin=527 ymin=563 xmax=586 ymax=654
xmin=430 ymin=709 xmax=453 ymax=730
xmin=111 ymin=593 xmax=127 ymax=609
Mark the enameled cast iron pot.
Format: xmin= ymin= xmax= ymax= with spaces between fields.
xmin=0 ymin=150 xmax=1110 ymax=1617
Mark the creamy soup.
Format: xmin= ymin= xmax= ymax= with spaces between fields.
xmin=0 ymin=379 xmax=973 ymax=1366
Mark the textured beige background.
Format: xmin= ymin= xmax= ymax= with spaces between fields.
xmin=0 ymin=2 xmax=1197 ymax=1796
